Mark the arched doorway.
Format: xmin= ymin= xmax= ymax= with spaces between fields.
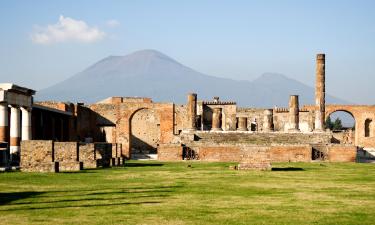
xmin=130 ymin=108 xmax=160 ymax=159
xmin=326 ymin=110 xmax=355 ymax=144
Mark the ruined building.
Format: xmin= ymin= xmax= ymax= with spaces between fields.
xmin=1 ymin=54 xmax=374 ymax=171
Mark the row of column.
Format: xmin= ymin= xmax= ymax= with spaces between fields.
xmin=0 ymin=103 xmax=31 ymax=155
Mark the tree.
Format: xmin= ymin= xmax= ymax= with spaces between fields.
xmin=325 ymin=117 xmax=343 ymax=130
xmin=325 ymin=117 xmax=334 ymax=130
xmin=333 ymin=118 xmax=343 ymax=130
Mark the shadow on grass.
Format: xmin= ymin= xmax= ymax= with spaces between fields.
xmin=125 ymin=163 xmax=164 ymax=167
xmin=0 ymin=201 xmax=162 ymax=211
xmin=0 ymin=185 xmax=181 ymax=211
xmin=0 ymin=192 xmax=43 ymax=205
xmin=272 ymin=167 xmax=304 ymax=171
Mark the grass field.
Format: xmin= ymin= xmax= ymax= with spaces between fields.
xmin=0 ymin=161 xmax=374 ymax=225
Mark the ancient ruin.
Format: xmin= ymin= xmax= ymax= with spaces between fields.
xmin=1 ymin=54 xmax=374 ymax=171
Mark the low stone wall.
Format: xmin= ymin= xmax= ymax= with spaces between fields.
xmin=20 ymin=140 xmax=56 ymax=172
xmin=20 ymin=140 xmax=117 ymax=172
xmin=327 ymin=145 xmax=357 ymax=162
xmin=158 ymin=144 xmax=183 ymax=161
xmin=270 ymin=145 xmax=312 ymax=163
xmin=54 ymin=142 xmax=81 ymax=171
xmin=238 ymin=147 xmax=271 ymax=170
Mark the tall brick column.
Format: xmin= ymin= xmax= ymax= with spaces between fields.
xmin=288 ymin=95 xmax=300 ymax=132
xmin=237 ymin=117 xmax=248 ymax=131
xmin=21 ymin=107 xmax=32 ymax=140
xmin=211 ymin=108 xmax=222 ymax=131
xmin=0 ymin=102 xmax=8 ymax=142
xmin=187 ymin=93 xmax=197 ymax=131
xmin=315 ymin=54 xmax=325 ymax=131
xmin=9 ymin=106 xmax=21 ymax=157
xmin=263 ymin=109 xmax=273 ymax=132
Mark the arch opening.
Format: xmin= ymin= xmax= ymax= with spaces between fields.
xmin=130 ymin=108 xmax=160 ymax=159
xmin=365 ymin=119 xmax=372 ymax=137
xmin=326 ymin=110 xmax=355 ymax=144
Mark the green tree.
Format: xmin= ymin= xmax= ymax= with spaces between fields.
xmin=333 ymin=118 xmax=343 ymax=130
xmin=325 ymin=117 xmax=334 ymax=130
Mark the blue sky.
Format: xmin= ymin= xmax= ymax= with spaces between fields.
xmin=0 ymin=0 xmax=374 ymax=103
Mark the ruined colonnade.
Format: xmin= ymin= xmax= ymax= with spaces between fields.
xmin=0 ymin=84 xmax=35 ymax=159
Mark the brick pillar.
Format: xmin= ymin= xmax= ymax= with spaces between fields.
xmin=315 ymin=53 xmax=325 ymax=131
xmin=21 ymin=107 xmax=32 ymax=141
xmin=0 ymin=103 xmax=8 ymax=142
xmin=187 ymin=93 xmax=197 ymax=131
xmin=9 ymin=106 xmax=21 ymax=158
xmin=211 ymin=108 xmax=222 ymax=131
xmin=237 ymin=117 xmax=248 ymax=131
xmin=263 ymin=109 xmax=273 ymax=132
xmin=288 ymin=95 xmax=300 ymax=132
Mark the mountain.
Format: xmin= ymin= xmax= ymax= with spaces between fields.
xmin=36 ymin=49 xmax=347 ymax=107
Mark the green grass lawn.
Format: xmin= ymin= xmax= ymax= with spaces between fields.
xmin=0 ymin=161 xmax=374 ymax=225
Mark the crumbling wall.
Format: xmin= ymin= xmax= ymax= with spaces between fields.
xmin=327 ymin=145 xmax=357 ymax=162
xmin=273 ymin=110 xmax=314 ymax=132
xmin=20 ymin=140 xmax=56 ymax=172
xmin=54 ymin=142 xmax=81 ymax=171
xmin=20 ymin=140 xmax=116 ymax=172
xmin=237 ymin=108 xmax=264 ymax=131
xmin=270 ymin=145 xmax=312 ymax=162
xmin=158 ymin=144 xmax=183 ymax=161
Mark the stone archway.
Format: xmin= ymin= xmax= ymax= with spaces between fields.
xmin=129 ymin=108 xmax=160 ymax=159
xmin=326 ymin=110 xmax=356 ymax=145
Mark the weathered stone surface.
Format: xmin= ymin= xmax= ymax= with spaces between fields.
xmin=54 ymin=142 xmax=78 ymax=162
xmin=238 ymin=147 xmax=271 ymax=170
xmin=270 ymin=145 xmax=311 ymax=162
xmin=20 ymin=140 xmax=56 ymax=172
xmin=79 ymin=143 xmax=97 ymax=169
xmin=158 ymin=144 xmax=183 ymax=161
xmin=327 ymin=145 xmax=357 ymax=162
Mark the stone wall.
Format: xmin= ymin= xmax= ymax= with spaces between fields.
xmin=88 ymin=101 xmax=175 ymax=159
xmin=20 ymin=140 xmax=56 ymax=172
xmin=20 ymin=140 xmax=116 ymax=172
xmin=158 ymin=144 xmax=183 ymax=161
xmin=327 ymin=145 xmax=357 ymax=162
xmin=54 ymin=142 xmax=81 ymax=171
xmin=269 ymin=145 xmax=312 ymax=162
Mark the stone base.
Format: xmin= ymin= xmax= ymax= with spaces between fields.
xmin=288 ymin=128 xmax=300 ymax=133
xmin=211 ymin=128 xmax=223 ymax=131
xmin=57 ymin=161 xmax=82 ymax=172
xmin=82 ymin=160 xmax=98 ymax=169
xmin=237 ymin=128 xmax=248 ymax=131
xmin=238 ymin=162 xmax=272 ymax=171
xmin=117 ymin=157 xmax=125 ymax=166
xmin=21 ymin=162 xmax=57 ymax=172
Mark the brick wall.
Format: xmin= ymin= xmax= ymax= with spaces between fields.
xmin=270 ymin=145 xmax=312 ymax=162
xmin=327 ymin=145 xmax=357 ymax=162
xmin=158 ymin=144 xmax=183 ymax=161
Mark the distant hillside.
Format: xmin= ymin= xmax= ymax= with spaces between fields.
xmin=36 ymin=49 xmax=347 ymax=107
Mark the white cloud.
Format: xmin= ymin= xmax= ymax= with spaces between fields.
xmin=31 ymin=15 xmax=105 ymax=44
xmin=106 ymin=19 xmax=120 ymax=28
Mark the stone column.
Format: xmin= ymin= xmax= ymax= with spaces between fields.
xmin=237 ymin=117 xmax=248 ymax=131
xmin=211 ymin=108 xmax=222 ymax=131
xmin=263 ymin=109 xmax=273 ymax=132
xmin=9 ymin=106 xmax=21 ymax=156
xmin=315 ymin=53 xmax=325 ymax=131
xmin=0 ymin=103 xmax=8 ymax=142
xmin=21 ymin=107 xmax=32 ymax=140
xmin=187 ymin=93 xmax=197 ymax=131
xmin=288 ymin=95 xmax=300 ymax=132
